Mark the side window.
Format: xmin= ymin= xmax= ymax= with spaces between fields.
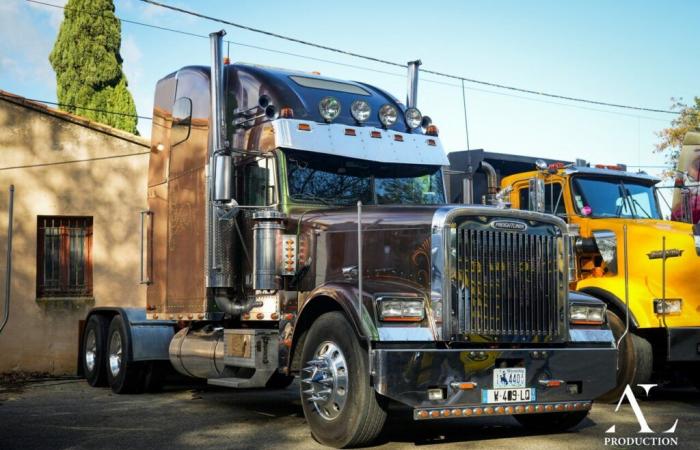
xmin=243 ymin=157 xmax=277 ymax=206
xmin=171 ymin=97 xmax=192 ymax=147
xmin=518 ymin=183 xmax=566 ymax=216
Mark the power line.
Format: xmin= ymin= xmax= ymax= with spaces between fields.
xmin=26 ymin=0 xmax=678 ymax=123
xmin=26 ymin=97 xmax=152 ymax=120
xmin=139 ymin=0 xmax=681 ymax=116
xmin=0 ymin=151 xmax=150 ymax=172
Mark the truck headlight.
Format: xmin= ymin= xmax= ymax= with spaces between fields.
xmin=319 ymin=96 xmax=341 ymax=122
xmin=654 ymin=298 xmax=682 ymax=315
xmin=350 ymin=100 xmax=371 ymax=123
xmin=404 ymin=107 xmax=422 ymax=129
xmin=570 ymin=304 xmax=606 ymax=325
xmin=378 ymin=104 xmax=398 ymax=127
xmin=377 ymin=297 xmax=425 ymax=322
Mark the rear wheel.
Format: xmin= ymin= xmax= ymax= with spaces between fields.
xmin=514 ymin=411 xmax=589 ymax=432
xmin=106 ymin=315 xmax=145 ymax=394
xmin=300 ymin=311 xmax=387 ymax=448
xmin=597 ymin=310 xmax=653 ymax=402
xmin=82 ymin=315 xmax=110 ymax=387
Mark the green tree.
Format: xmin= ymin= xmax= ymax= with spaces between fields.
xmin=49 ymin=0 xmax=138 ymax=134
xmin=655 ymin=97 xmax=700 ymax=169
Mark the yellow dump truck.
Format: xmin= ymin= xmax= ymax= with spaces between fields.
xmin=448 ymin=150 xmax=700 ymax=400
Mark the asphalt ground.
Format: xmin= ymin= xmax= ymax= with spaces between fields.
xmin=1 ymin=377 xmax=698 ymax=449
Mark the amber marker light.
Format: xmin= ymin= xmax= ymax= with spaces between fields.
xmin=370 ymin=130 xmax=382 ymax=138
xmin=427 ymin=139 xmax=437 ymax=147
xmin=298 ymin=123 xmax=311 ymax=131
xmin=451 ymin=381 xmax=477 ymax=390
xmin=425 ymin=124 xmax=439 ymax=136
xmin=394 ymin=134 xmax=404 ymax=142
xmin=344 ymin=128 xmax=356 ymax=136
xmin=279 ymin=107 xmax=294 ymax=118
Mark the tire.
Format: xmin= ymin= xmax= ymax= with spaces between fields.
xmin=106 ymin=315 xmax=145 ymax=394
xmin=266 ymin=371 xmax=295 ymax=389
xmin=515 ymin=411 xmax=589 ymax=432
xmin=299 ymin=311 xmax=387 ymax=448
xmin=82 ymin=315 xmax=110 ymax=387
xmin=597 ymin=310 xmax=653 ymax=403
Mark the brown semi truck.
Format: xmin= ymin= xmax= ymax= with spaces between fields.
xmin=79 ymin=31 xmax=617 ymax=447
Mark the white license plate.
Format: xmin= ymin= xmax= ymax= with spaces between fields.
xmin=482 ymin=388 xmax=536 ymax=404
xmin=493 ymin=368 xmax=526 ymax=388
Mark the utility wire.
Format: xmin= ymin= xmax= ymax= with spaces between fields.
xmin=24 ymin=97 xmax=152 ymax=120
xmin=139 ymin=0 xmax=681 ymax=116
xmin=0 ymin=151 xmax=150 ymax=172
xmin=26 ymin=0 xmax=678 ymax=123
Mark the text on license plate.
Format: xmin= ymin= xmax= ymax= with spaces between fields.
xmin=482 ymin=388 xmax=536 ymax=404
xmin=493 ymin=368 xmax=526 ymax=388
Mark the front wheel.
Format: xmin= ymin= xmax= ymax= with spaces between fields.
xmin=299 ymin=311 xmax=387 ymax=448
xmin=597 ymin=310 xmax=653 ymax=402
xmin=514 ymin=411 xmax=589 ymax=432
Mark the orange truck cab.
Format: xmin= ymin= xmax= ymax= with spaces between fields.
xmin=448 ymin=149 xmax=700 ymax=400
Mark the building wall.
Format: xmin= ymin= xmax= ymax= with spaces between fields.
xmin=0 ymin=95 xmax=150 ymax=374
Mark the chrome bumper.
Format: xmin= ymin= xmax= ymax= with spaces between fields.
xmin=371 ymin=345 xmax=617 ymax=416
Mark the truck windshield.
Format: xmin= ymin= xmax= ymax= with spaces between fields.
xmin=283 ymin=149 xmax=446 ymax=205
xmin=571 ymin=176 xmax=661 ymax=219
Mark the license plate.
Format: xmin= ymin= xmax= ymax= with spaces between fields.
xmin=482 ymin=388 xmax=536 ymax=404
xmin=493 ymin=368 xmax=526 ymax=388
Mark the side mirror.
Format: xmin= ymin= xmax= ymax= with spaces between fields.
xmin=171 ymin=97 xmax=192 ymax=146
xmin=528 ymin=178 xmax=545 ymax=213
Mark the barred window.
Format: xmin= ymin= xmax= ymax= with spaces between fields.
xmin=36 ymin=216 xmax=93 ymax=298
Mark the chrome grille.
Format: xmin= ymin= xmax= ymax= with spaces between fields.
xmin=456 ymin=226 xmax=562 ymax=338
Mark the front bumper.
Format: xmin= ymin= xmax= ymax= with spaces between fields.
xmin=667 ymin=327 xmax=700 ymax=361
xmin=372 ymin=346 xmax=616 ymax=418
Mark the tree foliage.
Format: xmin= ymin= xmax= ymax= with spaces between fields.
xmin=49 ymin=0 xmax=138 ymax=134
xmin=655 ymin=97 xmax=700 ymax=168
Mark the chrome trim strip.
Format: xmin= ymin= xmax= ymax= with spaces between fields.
xmin=569 ymin=328 xmax=614 ymax=343
xmin=377 ymin=327 xmax=434 ymax=341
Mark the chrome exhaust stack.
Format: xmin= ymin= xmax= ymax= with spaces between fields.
xmin=207 ymin=30 xmax=236 ymax=289
xmin=406 ymin=60 xmax=422 ymax=109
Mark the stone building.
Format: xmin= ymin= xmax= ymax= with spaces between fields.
xmin=0 ymin=91 xmax=149 ymax=374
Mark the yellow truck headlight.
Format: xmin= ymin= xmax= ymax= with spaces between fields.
xmin=654 ymin=298 xmax=682 ymax=315
xmin=377 ymin=297 xmax=425 ymax=322
xmin=570 ymin=304 xmax=606 ymax=325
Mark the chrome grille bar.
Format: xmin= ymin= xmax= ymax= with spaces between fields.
xmin=458 ymin=227 xmax=561 ymax=338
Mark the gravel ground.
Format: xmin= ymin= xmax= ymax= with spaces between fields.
xmin=0 ymin=377 xmax=697 ymax=449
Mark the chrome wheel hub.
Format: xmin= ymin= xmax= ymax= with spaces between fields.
xmin=108 ymin=331 xmax=122 ymax=378
xmin=85 ymin=329 xmax=97 ymax=373
xmin=301 ymin=341 xmax=348 ymax=420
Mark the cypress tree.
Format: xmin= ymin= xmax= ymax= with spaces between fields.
xmin=49 ymin=0 xmax=138 ymax=134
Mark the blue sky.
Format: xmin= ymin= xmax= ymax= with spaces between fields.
xmin=1 ymin=0 xmax=698 ymax=176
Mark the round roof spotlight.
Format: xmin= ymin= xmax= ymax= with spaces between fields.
xmin=259 ymin=94 xmax=272 ymax=109
xmin=350 ymin=100 xmax=372 ymax=123
xmin=319 ymin=96 xmax=341 ymax=122
xmin=421 ymin=115 xmax=432 ymax=129
xmin=378 ymin=104 xmax=398 ymax=128
xmin=405 ymin=107 xmax=423 ymax=129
